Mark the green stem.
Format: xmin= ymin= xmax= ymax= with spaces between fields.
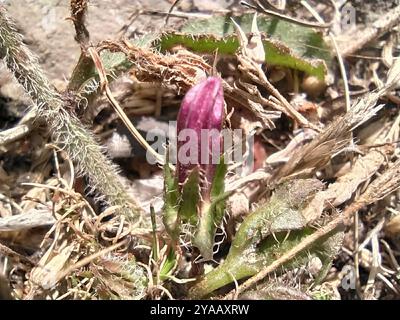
xmin=189 ymin=256 xmax=256 ymax=299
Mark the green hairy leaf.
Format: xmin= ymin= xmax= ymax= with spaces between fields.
xmin=156 ymin=14 xmax=331 ymax=79
xmin=189 ymin=179 xmax=342 ymax=298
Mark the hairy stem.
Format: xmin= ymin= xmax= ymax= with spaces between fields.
xmin=0 ymin=7 xmax=141 ymax=221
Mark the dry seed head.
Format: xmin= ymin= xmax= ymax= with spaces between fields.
xmin=232 ymin=13 xmax=265 ymax=65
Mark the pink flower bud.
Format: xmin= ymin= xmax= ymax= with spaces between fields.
xmin=176 ymin=77 xmax=224 ymax=195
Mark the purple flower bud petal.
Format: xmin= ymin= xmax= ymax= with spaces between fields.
xmin=176 ymin=77 xmax=224 ymax=192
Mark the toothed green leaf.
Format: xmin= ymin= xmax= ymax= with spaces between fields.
xmin=210 ymin=156 xmax=227 ymax=195
xmin=163 ymin=156 xmax=180 ymax=239
xmin=229 ymin=179 xmax=320 ymax=251
xmin=192 ymin=201 xmax=214 ymax=261
xmin=313 ymin=232 xmax=345 ymax=286
xmin=159 ymin=248 xmax=177 ymax=281
xmin=210 ymin=155 xmax=228 ymax=223
xmin=179 ymin=167 xmax=200 ymax=225
xmin=189 ymin=179 xmax=337 ymax=298
xmin=156 ymin=14 xmax=331 ymax=80
xmin=192 ymin=157 xmax=228 ymax=261
xmin=190 ymin=225 xmax=341 ymax=298
xmin=68 ymin=50 xmax=132 ymax=94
